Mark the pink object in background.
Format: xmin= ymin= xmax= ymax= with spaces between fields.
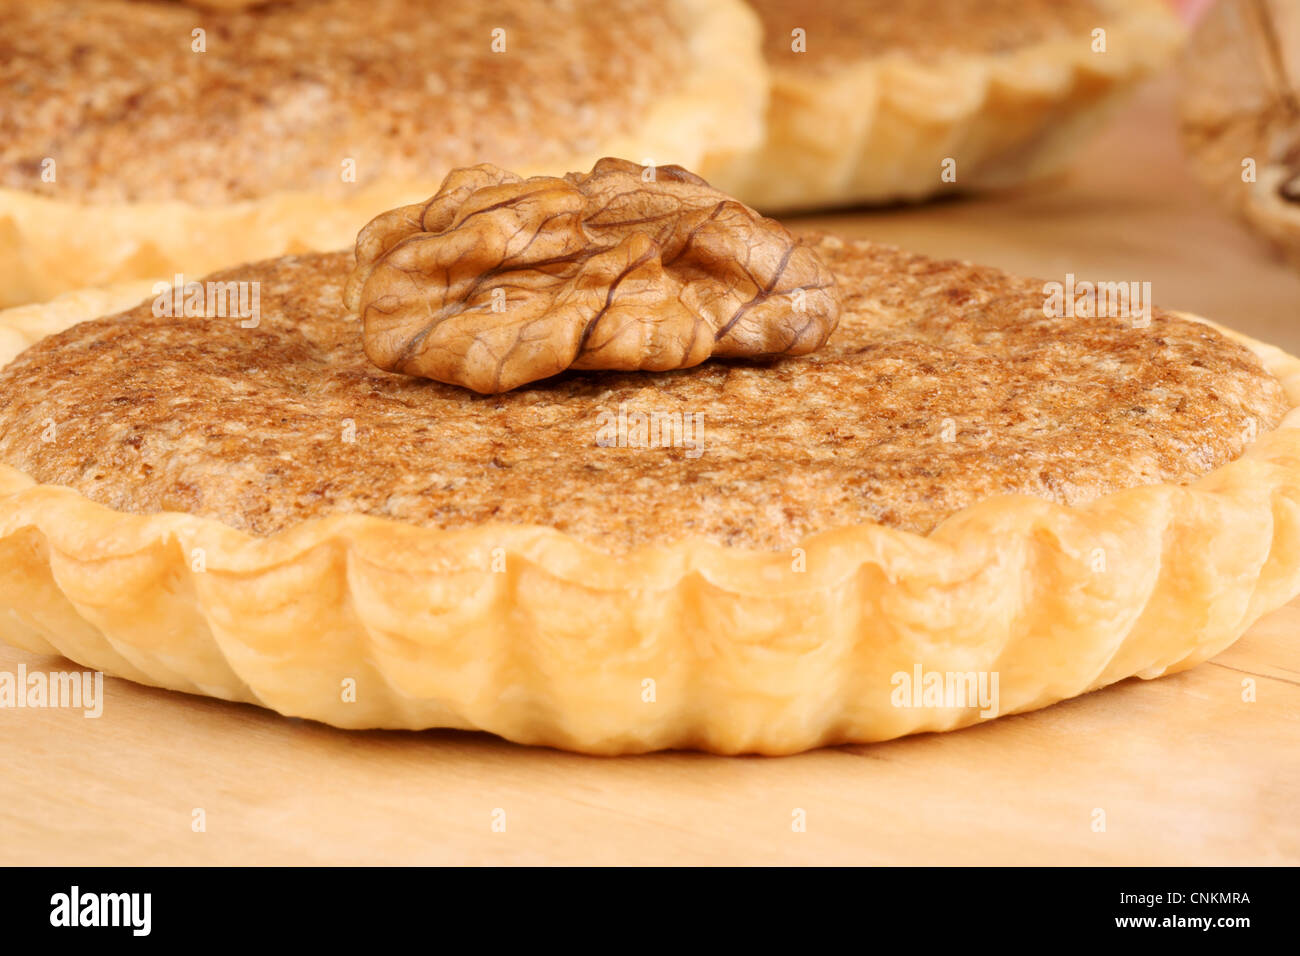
xmin=1172 ymin=0 xmax=1216 ymax=24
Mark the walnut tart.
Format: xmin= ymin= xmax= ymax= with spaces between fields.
xmin=2 ymin=159 xmax=1299 ymax=755
xmin=715 ymin=0 xmax=1183 ymax=211
xmin=0 ymin=0 xmax=764 ymax=306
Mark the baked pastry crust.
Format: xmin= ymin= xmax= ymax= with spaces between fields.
xmin=2 ymin=246 xmax=1300 ymax=754
xmin=0 ymin=0 xmax=765 ymax=305
xmin=714 ymin=0 xmax=1183 ymax=211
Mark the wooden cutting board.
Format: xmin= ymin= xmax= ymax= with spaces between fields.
xmin=2 ymin=72 xmax=1298 ymax=866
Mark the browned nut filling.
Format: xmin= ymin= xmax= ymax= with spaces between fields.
xmin=343 ymin=157 xmax=841 ymax=393
xmin=180 ymin=0 xmax=267 ymax=7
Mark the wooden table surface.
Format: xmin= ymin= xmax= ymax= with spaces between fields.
xmin=3 ymin=73 xmax=1298 ymax=866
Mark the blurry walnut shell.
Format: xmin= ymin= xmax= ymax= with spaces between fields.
xmin=1180 ymin=0 xmax=1300 ymax=269
xmin=344 ymin=158 xmax=841 ymax=393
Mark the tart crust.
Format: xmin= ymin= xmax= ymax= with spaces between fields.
xmin=0 ymin=0 xmax=765 ymax=305
xmin=714 ymin=0 xmax=1183 ymax=211
xmin=2 ymin=249 xmax=1300 ymax=754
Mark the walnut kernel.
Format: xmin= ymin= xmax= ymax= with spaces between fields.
xmin=344 ymin=157 xmax=841 ymax=393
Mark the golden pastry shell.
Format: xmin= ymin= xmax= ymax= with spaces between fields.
xmin=2 ymin=282 xmax=1300 ymax=754
xmin=712 ymin=0 xmax=1183 ymax=210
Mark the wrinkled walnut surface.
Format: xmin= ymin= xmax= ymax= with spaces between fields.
xmin=0 ymin=238 xmax=1287 ymax=550
xmin=346 ymin=159 xmax=841 ymax=393
xmin=0 ymin=0 xmax=689 ymax=204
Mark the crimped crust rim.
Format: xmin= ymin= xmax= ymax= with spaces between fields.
xmin=1 ymin=284 xmax=1298 ymax=753
xmin=711 ymin=0 xmax=1183 ymax=209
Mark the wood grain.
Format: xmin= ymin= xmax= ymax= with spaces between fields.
xmin=0 ymin=600 xmax=1294 ymax=866
xmin=1 ymin=72 xmax=1297 ymax=866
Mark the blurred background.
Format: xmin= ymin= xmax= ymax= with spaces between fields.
xmin=794 ymin=0 xmax=1300 ymax=353
xmin=799 ymin=70 xmax=1300 ymax=353
xmin=6 ymin=0 xmax=1299 ymax=347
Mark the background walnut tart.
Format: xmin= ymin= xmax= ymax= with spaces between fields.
xmin=0 ymin=0 xmax=764 ymax=306
xmin=2 ymin=160 xmax=1300 ymax=755
xmin=714 ymin=0 xmax=1184 ymax=210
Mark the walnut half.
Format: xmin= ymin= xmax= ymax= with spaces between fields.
xmin=343 ymin=158 xmax=841 ymax=393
